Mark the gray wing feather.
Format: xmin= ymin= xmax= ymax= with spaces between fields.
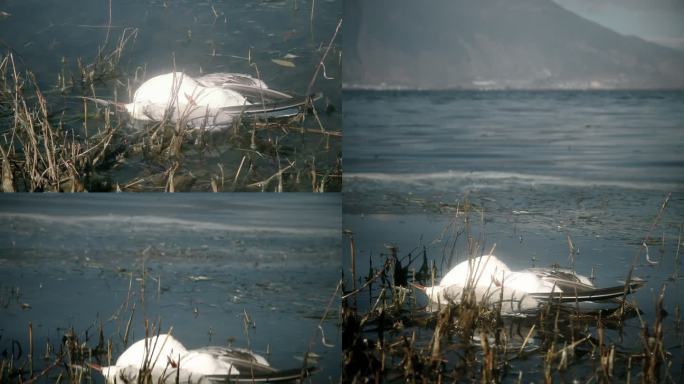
xmin=187 ymin=347 xmax=276 ymax=374
xmin=525 ymin=267 xmax=644 ymax=302
xmin=527 ymin=268 xmax=596 ymax=292
xmin=219 ymin=94 xmax=320 ymax=115
xmin=196 ymin=73 xmax=268 ymax=89
xmin=529 ymin=280 xmax=645 ymax=302
xmin=203 ymin=367 xmax=315 ymax=383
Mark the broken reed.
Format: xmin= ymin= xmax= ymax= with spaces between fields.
xmin=0 ymin=25 xmax=138 ymax=193
xmin=341 ymin=204 xmax=678 ymax=383
xmin=0 ymin=53 xmax=117 ymax=192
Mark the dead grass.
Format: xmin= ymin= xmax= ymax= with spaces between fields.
xmin=0 ymin=247 xmax=326 ymax=383
xmin=0 ymin=53 xmax=119 ymax=192
xmin=341 ymin=201 xmax=679 ymax=383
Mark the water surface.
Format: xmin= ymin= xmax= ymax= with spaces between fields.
xmin=342 ymin=90 xmax=684 ymax=381
xmin=0 ymin=194 xmax=341 ymax=382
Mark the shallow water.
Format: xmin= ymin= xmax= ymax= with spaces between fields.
xmin=0 ymin=194 xmax=341 ymax=382
xmin=345 ymin=90 xmax=683 ymax=181
xmin=342 ymin=90 xmax=684 ymax=381
xmin=0 ymin=0 xmax=342 ymax=191
xmin=343 ymin=90 xmax=683 ymax=237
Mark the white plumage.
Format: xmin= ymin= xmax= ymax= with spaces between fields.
xmin=418 ymin=255 xmax=643 ymax=313
xmin=117 ymin=72 xmax=308 ymax=129
xmin=99 ymin=334 xmax=310 ymax=383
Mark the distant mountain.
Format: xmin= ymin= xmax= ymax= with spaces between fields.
xmin=343 ymin=0 xmax=684 ymax=89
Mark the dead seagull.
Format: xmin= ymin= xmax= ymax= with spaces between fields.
xmin=93 ymin=334 xmax=313 ymax=383
xmin=413 ymin=254 xmax=644 ymax=313
xmin=88 ymin=72 xmax=313 ymax=129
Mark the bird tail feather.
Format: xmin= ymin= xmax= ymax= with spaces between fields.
xmin=205 ymin=366 xmax=316 ymax=383
xmin=219 ymin=94 xmax=321 ymax=116
xmin=529 ymin=279 xmax=645 ymax=302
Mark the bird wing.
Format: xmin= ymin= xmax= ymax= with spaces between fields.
xmin=202 ymin=366 xmax=315 ymax=383
xmin=195 ymin=73 xmax=297 ymax=104
xmin=196 ymin=73 xmax=269 ymax=90
xmin=528 ymin=280 xmax=645 ymax=302
xmin=188 ymin=347 xmax=316 ymax=382
xmin=216 ymin=94 xmax=321 ymax=115
xmin=526 ymin=268 xmax=596 ymax=292
xmin=222 ymin=84 xmax=294 ymax=101
xmin=190 ymin=346 xmax=276 ymax=373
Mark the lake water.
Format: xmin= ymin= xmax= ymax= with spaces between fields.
xmin=342 ymin=90 xmax=684 ymax=381
xmin=0 ymin=0 xmax=342 ymax=191
xmin=0 ymin=194 xmax=341 ymax=382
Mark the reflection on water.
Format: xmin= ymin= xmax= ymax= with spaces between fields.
xmin=0 ymin=194 xmax=341 ymax=382
xmin=342 ymin=90 xmax=684 ymax=381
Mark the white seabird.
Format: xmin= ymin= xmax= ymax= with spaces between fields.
xmin=96 ymin=334 xmax=313 ymax=383
xmin=414 ymin=255 xmax=644 ymax=313
xmin=90 ymin=72 xmax=312 ymax=129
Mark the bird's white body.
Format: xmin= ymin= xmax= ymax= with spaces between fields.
xmin=121 ymin=72 xmax=303 ymax=129
xmin=421 ymin=255 xmax=638 ymax=313
xmin=424 ymin=255 xmax=545 ymax=312
xmin=99 ymin=334 xmax=291 ymax=384
xmin=111 ymin=333 xmax=187 ymax=369
xmin=125 ymin=73 xmax=250 ymax=122
xmin=437 ymin=254 xmax=511 ymax=289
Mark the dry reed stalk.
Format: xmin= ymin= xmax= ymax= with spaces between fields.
xmin=300 ymin=280 xmax=341 ymax=380
xmin=309 ymin=156 xmax=317 ymax=191
xmin=350 ymin=231 xmax=357 ymax=290
xmin=673 ymin=224 xmax=682 ymax=280
xmin=242 ymin=310 xmax=253 ymax=350
xmin=304 ymin=18 xmax=342 ymax=105
xmin=0 ymin=359 xmax=6 ymax=383
xmin=123 ymin=303 xmax=135 ymax=347
xmin=233 ymin=155 xmax=247 ymax=186
xmin=275 ymin=139 xmax=283 ymax=192
xmin=1 ymin=43 xmax=124 ymax=191
xmin=28 ymin=322 xmax=33 ymax=376
xmin=246 ymin=160 xmax=295 ymax=191
xmin=0 ymin=146 xmax=14 ymax=192
xmin=309 ymin=0 xmax=316 ymax=26
xmin=642 ymin=285 xmax=666 ymax=383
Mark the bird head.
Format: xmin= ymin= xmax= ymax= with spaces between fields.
xmin=412 ymin=283 xmax=447 ymax=305
xmin=99 ymin=365 xmax=120 ymax=384
xmin=123 ymin=102 xmax=135 ymax=114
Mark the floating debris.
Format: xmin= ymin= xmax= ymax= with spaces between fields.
xmin=271 ymin=58 xmax=295 ymax=68
xmin=188 ymin=275 xmax=212 ymax=282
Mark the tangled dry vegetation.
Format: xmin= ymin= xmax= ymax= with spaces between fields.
xmin=0 ymin=250 xmax=334 ymax=383
xmin=0 ymin=25 xmax=341 ymax=192
xmin=1 ymin=52 xmax=118 ymax=192
xmin=0 ymin=254 xmax=173 ymax=383
xmin=341 ymin=204 xmax=680 ymax=383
